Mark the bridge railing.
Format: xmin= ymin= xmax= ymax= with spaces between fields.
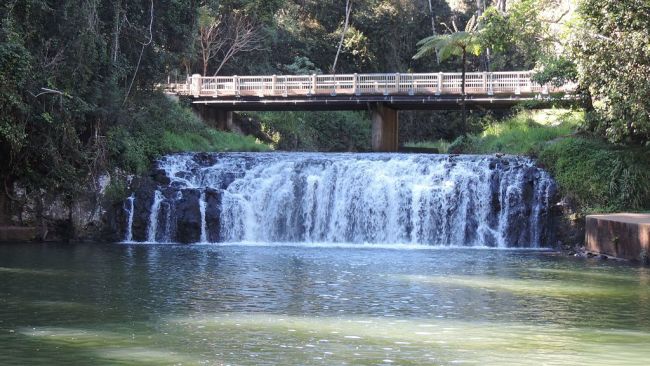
xmin=165 ymin=71 xmax=574 ymax=98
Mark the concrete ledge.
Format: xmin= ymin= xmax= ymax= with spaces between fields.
xmin=586 ymin=213 xmax=650 ymax=261
xmin=0 ymin=226 xmax=37 ymax=242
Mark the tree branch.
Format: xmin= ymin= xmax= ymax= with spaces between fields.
xmin=123 ymin=0 xmax=154 ymax=106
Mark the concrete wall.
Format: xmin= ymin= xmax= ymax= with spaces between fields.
xmin=586 ymin=213 xmax=650 ymax=261
xmin=371 ymin=103 xmax=399 ymax=152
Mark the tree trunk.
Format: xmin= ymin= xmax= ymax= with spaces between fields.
xmin=427 ymin=0 xmax=436 ymax=34
xmin=496 ymin=0 xmax=507 ymax=12
xmin=461 ymin=47 xmax=467 ymax=131
xmin=332 ymin=0 xmax=352 ymax=74
xmin=111 ymin=0 xmax=121 ymax=65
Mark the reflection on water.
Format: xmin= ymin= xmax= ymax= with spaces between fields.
xmin=1 ymin=242 xmax=649 ymax=365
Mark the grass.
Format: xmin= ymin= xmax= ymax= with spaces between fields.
xmin=449 ymin=109 xmax=583 ymax=156
xmin=403 ymin=139 xmax=451 ymax=153
xmin=161 ymin=130 xmax=269 ymax=153
xmin=107 ymin=94 xmax=270 ymax=174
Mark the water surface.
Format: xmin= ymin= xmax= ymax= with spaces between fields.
xmin=1 ymin=243 xmax=648 ymax=365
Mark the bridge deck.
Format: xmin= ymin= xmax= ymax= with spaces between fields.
xmin=188 ymin=94 xmax=554 ymax=111
xmin=166 ymin=71 xmax=575 ymax=105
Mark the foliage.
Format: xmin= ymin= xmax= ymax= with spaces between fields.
xmin=453 ymin=109 xmax=582 ymax=156
xmin=0 ymin=0 xmax=198 ymax=195
xmin=282 ymin=56 xmax=321 ymax=75
xmin=479 ymin=1 xmax=551 ymax=70
xmin=413 ymin=15 xmax=482 ymax=63
xmin=539 ymin=138 xmax=650 ymax=212
xmin=400 ymin=110 xmax=487 ymax=143
xmin=532 ymin=55 xmax=578 ymax=87
xmin=442 ymin=108 xmax=650 ymax=212
xmin=569 ymin=0 xmax=650 ymax=145
xmin=403 ymin=140 xmax=451 ymax=154
xmin=414 ymin=15 xmax=483 ymax=130
xmin=107 ymin=95 xmax=268 ymax=174
xmin=247 ymin=111 xmax=370 ymax=151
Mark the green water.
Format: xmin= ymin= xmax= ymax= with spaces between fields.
xmin=0 ymin=243 xmax=649 ymax=365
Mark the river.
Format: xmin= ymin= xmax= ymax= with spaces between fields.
xmin=1 ymin=243 xmax=649 ymax=365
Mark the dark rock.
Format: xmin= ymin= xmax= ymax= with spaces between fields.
xmin=205 ymin=188 xmax=222 ymax=242
xmin=600 ymin=254 xmax=608 ymax=260
xmin=151 ymin=169 xmax=171 ymax=186
xmin=175 ymin=189 xmax=201 ymax=243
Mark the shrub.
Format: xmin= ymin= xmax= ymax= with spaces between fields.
xmin=539 ymin=138 xmax=650 ymax=212
xmin=107 ymin=94 xmax=269 ymax=174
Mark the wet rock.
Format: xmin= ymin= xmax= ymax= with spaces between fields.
xmin=175 ymin=189 xmax=201 ymax=243
xmin=205 ymin=188 xmax=222 ymax=242
xmin=151 ymin=169 xmax=171 ymax=186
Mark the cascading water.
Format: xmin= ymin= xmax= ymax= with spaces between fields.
xmin=123 ymin=152 xmax=556 ymax=247
xmin=146 ymin=190 xmax=163 ymax=243
xmin=199 ymin=190 xmax=207 ymax=243
xmin=123 ymin=194 xmax=135 ymax=243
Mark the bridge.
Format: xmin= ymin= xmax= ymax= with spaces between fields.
xmin=165 ymin=71 xmax=575 ymax=151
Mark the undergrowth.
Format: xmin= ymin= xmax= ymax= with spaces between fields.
xmin=107 ymin=94 xmax=269 ymax=174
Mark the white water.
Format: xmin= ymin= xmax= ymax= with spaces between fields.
xmin=199 ymin=190 xmax=207 ymax=243
xmin=128 ymin=153 xmax=555 ymax=247
xmin=124 ymin=194 xmax=135 ymax=242
xmin=146 ymin=190 xmax=164 ymax=243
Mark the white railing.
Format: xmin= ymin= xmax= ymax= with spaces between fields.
xmin=165 ymin=71 xmax=575 ymax=98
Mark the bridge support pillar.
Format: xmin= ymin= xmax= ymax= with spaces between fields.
xmin=192 ymin=105 xmax=233 ymax=131
xmin=371 ymin=103 xmax=399 ymax=152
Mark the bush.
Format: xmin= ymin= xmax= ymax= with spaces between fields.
xmin=539 ymin=138 xmax=650 ymax=212
xmin=107 ymin=94 xmax=269 ymax=174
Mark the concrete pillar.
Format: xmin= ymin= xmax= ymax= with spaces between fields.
xmin=190 ymin=74 xmax=202 ymax=98
xmin=371 ymin=103 xmax=399 ymax=152
xmin=193 ymin=105 xmax=233 ymax=131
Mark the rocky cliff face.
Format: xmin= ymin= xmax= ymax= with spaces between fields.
xmin=2 ymin=173 xmax=123 ymax=242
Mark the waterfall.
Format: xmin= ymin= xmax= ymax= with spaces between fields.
xmin=124 ymin=153 xmax=556 ymax=247
xmin=146 ymin=190 xmax=163 ymax=243
xmin=199 ymin=190 xmax=207 ymax=243
xmin=123 ymin=194 xmax=135 ymax=242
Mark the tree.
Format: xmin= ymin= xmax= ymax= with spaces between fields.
xmin=495 ymin=0 xmax=507 ymax=12
xmin=413 ymin=15 xmax=482 ymax=128
xmin=569 ymin=0 xmax=650 ymax=145
xmin=196 ymin=7 xmax=262 ymax=76
xmin=331 ymin=0 xmax=352 ymax=74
